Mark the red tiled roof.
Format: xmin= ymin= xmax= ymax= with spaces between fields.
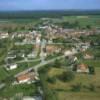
xmin=17 ymin=74 xmax=30 ymax=81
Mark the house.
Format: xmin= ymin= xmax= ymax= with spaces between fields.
xmin=17 ymin=52 xmax=25 ymax=58
xmin=64 ymin=50 xmax=73 ymax=56
xmin=72 ymin=48 xmax=78 ymax=54
xmin=77 ymin=64 xmax=89 ymax=73
xmin=83 ymin=53 xmax=94 ymax=59
xmin=36 ymin=36 xmax=41 ymax=44
xmin=27 ymin=52 xmax=36 ymax=58
xmin=23 ymin=96 xmax=42 ymax=100
xmin=17 ymin=74 xmax=30 ymax=84
xmin=48 ymin=39 xmax=53 ymax=44
xmin=6 ymin=64 xmax=17 ymax=70
xmin=0 ymin=32 xmax=9 ymax=39
xmin=17 ymin=32 xmax=25 ymax=38
xmin=7 ymin=54 xmax=16 ymax=59
xmin=16 ymin=72 xmax=38 ymax=84
xmin=80 ymin=43 xmax=90 ymax=52
xmin=46 ymin=45 xmax=61 ymax=55
xmin=81 ymin=45 xmax=89 ymax=51
xmin=64 ymin=48 xmax=78 ymax=57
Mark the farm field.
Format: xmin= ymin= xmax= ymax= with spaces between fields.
xmin=62 ymin=15 xmax=100 ymax=27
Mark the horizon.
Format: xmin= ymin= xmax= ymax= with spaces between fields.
xmin=0 ymin=0 xmax=100 ymax=11
xmin=0 ymin=9 xmax=100 ymax=12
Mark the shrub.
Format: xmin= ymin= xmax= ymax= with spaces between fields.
xmin=71 ymin=83 xmax=82 ymax=92
xmin=72 ymin=64 xmax=77 ymax=71
xmin=89 ymin=84 xmax=95 ymax=92
xmin=47 ymin=77 xmax=56 ymax=84
xmin=53 ymin=59 xmax=61 ymax=68
xmin=58 ymin=71 xmax=75 ymax=82
xmin=39 ymin=65 xmax=51 ymax=74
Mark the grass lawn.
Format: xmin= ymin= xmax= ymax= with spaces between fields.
xmin=8 ymin=60 xmax=40 ymax=76
xmin=0 ymin=60 xmax=40 ymax=81
xmin=0 ymin=67 xmax=9 ymax=81
xmin=57 ymin=92 xmax=100 ymax=100
xmin=81 ymin=60 xmax=100 ymax=67
xmin=0 ymin=61 xmax=40 ymax=98
xmin=0 ymin=83 xmax=37 ymax=98
xmin=40 ymin=66 xmax=100 ymax=100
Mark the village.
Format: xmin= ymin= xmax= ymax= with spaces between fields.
xmin=0 ymin=17 xmax=100 ymax=100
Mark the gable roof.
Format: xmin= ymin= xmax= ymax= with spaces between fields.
xmin=17 ymin=74 xmax=30 ymax=82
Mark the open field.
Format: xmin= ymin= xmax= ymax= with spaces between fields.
xmin=62 ymin=15 xmax=100 ymax=27
xmin=40 ymin=65 xmax=100 ymax=100
xmin=0 ymin=19 xmax=40 ymax=32
xmin=0 ymin=14 xmax=100 ymax=32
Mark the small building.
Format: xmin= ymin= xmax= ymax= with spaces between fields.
xmin=83 ymin=53 xmax=94 ymax=59
xmin=77 ymin=64 xmax=89 ymax=73
xmin=6 ymin=64 xmax=18 ymax=70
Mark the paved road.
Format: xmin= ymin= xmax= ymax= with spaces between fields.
xmin=15 ymin=55 xmax=65 ymax=77
xmin=2 ymin=58 xmax=41 ymax=68
xmin=15 ymin=58 xmax=40 ymax=64
xmin=15 ymin=42 xmax=81 ymax=45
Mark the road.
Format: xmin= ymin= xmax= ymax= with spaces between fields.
xmin=2 ymin=58 xmax=41 ymax=68
xmin=15 ymin=42 xmax=82 ymax=46
xmin=15 ymin=55 xmax=65 ymax=77
xmin=15 ymin=58 xmax=40 ymax=64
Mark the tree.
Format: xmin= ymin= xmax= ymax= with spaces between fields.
xmin=4 ymin=75 xmax=15 ymax=86
xmin=53 ymin=59 xmax=61 ymax=68
xmin=47 ymin=77 xmax=56 ymax=84
xmin=58 ymin=71 xmax=75 ymax=82
xmin=72 ymin=64 xmax=77 ymax=71
xmin=8 ymin=27 xmax=13 ymax=33
xmin=89 ymin=66 xmax=95 ymax=75
xmin=86 ymin=25 xmax=91 ymax=29
xmin=90 ymin=41 xmax=95 ymax=47
xmin=74 ymin=20 xmax=79 ymax=28
xmin=89 ymin=84 xmax=95 ymax=92
xmin=71 ymin=83 xmax=82 ymax=92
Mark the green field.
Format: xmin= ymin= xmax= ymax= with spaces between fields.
xmin=62 ymin=15 xmax=100 ymax=27
xmin=0 ymin=18 xmax=41 ymax=32
xmin=1 ymin=15 xmax=100 ymax=32
xmin=0 ymin=83 xmax=38 ymax=98
xmin=40 ymin=66 xmax=100 ymax=100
